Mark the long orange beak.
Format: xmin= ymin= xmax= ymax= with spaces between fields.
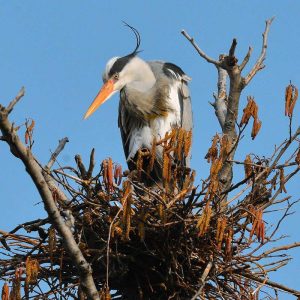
xmin=84 ymin=79 xmax=115 ymax=119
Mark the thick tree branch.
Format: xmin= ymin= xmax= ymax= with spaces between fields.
xmin=211 ymin=59 xmax=228 ymax=129
xmin=182 ymin=19 xmax=275 ymax=203
xmin=0 ymin=89 xmax=100 ymax=300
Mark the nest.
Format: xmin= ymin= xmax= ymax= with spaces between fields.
xmin=1 ymin=127 xmax=300 ymax=300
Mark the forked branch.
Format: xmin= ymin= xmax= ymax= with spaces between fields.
xmin=182 ymin=18 xmax=275 ymax=196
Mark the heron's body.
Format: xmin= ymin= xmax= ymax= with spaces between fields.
xmin=118 ymin=58 xmax=192 ymax=166
xmin=84 ymin=25 xmax=193 ymax=183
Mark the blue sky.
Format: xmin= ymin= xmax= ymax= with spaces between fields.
xmin=0 ymin=1 xmax=299 ymax=297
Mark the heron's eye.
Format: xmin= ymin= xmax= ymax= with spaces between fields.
xmin=113 ymin=73 xmax=119 ymax=80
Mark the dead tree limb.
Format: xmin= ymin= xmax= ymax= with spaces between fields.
xmin=0 ymin=88 xmax=100 ymax=300
xmin=182 ymin=18 xmax=275 ymax=201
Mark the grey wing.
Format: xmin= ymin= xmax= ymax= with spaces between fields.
xmin=159 ymin=62 xmax=193 ymax=166
xmin=118 ymin=89 xmax=144 ymax=166
xmin=180 ymin=79 xmax=193 ymax=132
xmin=118 ymin=89 xmax=130 ymax=160
xmin=180 ymin=79 xmax=193 ymax=167
xmin=148 ymin=60 xmax=193 ymax=130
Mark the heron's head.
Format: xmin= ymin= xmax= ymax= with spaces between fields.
xmin=84 ymin=23 xmax=141 ymax=120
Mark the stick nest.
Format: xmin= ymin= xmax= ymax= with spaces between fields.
xmin=1 ymin=127 xmax=300 ymax=300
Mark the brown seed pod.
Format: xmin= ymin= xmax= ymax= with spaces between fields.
xmin=244 ymin=155 xmax=253 ymax=179
xmin=220 ymin=135 xmax=230 ymax=160
xmin=225 ymin=227 xmax=233 ymax=258
xmin=26 ymin=256 xmax=40 ymax=285
xmin=251 ymin=118 xmax=262 ymax=140
xmin=279 ymin=168 xmax=287 ymax=193
xmin=147 ymin=137 xmax=156 ymax=174
xmin=107 ymin=158 xmax=114 ymax=192
xmin=184 ymin=130 xmax=192 ymax=157
xmin=197 ymin=202 xmax=212 ymax=236
xmin=114 ymin=164 xmax=122 ymax=185
xmin=176 ymin=128 xmax=185 ymax=161
xmin=285 ymin=83 xmax=298 ymax=117
xmin=1 ymin=282 xmax=9 ymax=300
xmin=205 ymin=134 xmax=219 ymax=163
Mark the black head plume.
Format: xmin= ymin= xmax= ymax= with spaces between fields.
xmin=107 ymin=22 xmax=141 ymax=78
xmin=122 ymin=21 xmax=141 ymax=56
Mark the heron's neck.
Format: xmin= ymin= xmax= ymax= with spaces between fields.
xmin=125 ymin=57 xmax=156 ymax=93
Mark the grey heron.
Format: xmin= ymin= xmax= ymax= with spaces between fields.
xmin=84 ymin=24 xmax=193 ymax=184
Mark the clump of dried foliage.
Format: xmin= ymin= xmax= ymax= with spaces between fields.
xmin=1 ymin=18 xmax=300 ymax=300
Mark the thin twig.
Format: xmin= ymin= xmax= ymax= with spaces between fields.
xmin=181 ymin=30 xmax=220 ymax=66
xmin=240 ymin=46 xmax=253 ymax=71
xmin=238 ymin=272 xmax=300 ymax=296
xmin=191 ymin=261 xmax=213 ymax=300
xmin=244 ymin=17 xmax=275 ymax=86
xmin=6 ymin=86 xmax=25 ymax=114
xmin=46 ymin=137 xmax=69 ymax=170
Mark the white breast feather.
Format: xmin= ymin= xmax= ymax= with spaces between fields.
xmin=127 ymin=83 xmax=181 ymax=161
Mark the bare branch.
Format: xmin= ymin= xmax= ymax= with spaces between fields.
xmin=260 ymin=242 xmax=300 ymax=258
xmin=240 ymin=46 xmax=253 ymax=71
xmin=181 ymin=30 xmax=220 ymax=66
xmin=238 ymin=272 xmax=300 ymax=296
xmin=6 ymin=86 xmax=25 ymax=114
xmin=269 ymin=127 xmax=300 ymax=171
xmin=0 ymin=91 xmax=100 ymax=300
xmin=212 ymin=63 xmax=228 ymax=129
xmin=229 ymin=38 xmax=237 ymax=59
xmin=46 ymin=137 xmax=69 ymax=170
xmin=75 ymin=154 xmax=87 ymax=179
xmin=87 ymin=148 xmax=95 ymax=179
xmin=244 ymin=17 xmax=275 ymax=86
xmin=191 ymin=261 xmax=213 ymax=300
